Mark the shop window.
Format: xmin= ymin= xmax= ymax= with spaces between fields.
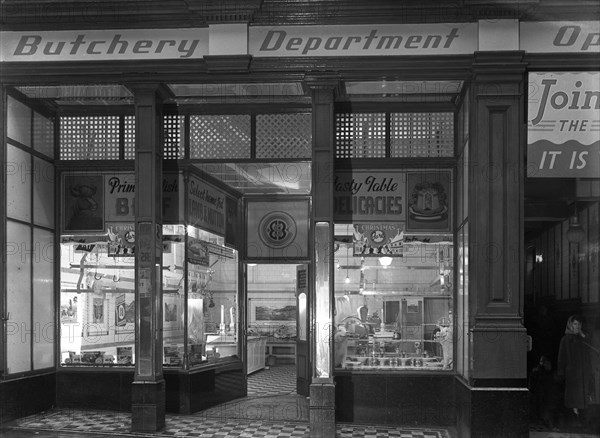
xmin=256 ymin=113 xmax=311 ymax=158
xmin=5 ymin=96 xmax=56 ymax=375
xmin=333 ymin=224 xmax=454 ymax=372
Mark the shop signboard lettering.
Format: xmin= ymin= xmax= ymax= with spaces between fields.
xmin=0 ymin=29 xmax=208 ymax=62
xmin=520 ymin=21 xmax=600 ymax=53
xmin=187 ymin=175 xmax=226 ymax=236
xmin=527 ymin=72 xmax=600 ymax=178
xmin=334 ymin=171 xmax=406 ymax=223
xmin=250 ymin=23 xmax=477 ymax=57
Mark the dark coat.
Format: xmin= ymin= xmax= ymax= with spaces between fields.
xmin=557 ymin=333 xmax=594 ymax=409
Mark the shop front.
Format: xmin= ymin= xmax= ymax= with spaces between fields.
xmin=1 ymin=2 xmax=599 ymax=437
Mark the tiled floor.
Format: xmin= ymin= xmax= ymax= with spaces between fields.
xmin=3 ymin=365 xmax=453 ymax=438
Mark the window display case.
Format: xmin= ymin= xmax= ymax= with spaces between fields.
xmin=334 ymin=224 xmax=454 ymax=373
xmin=59 ymin=223 xmax=239 ymax=370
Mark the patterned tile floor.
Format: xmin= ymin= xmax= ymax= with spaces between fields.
xmin=1 ymin=365 xmax=454 ymax=438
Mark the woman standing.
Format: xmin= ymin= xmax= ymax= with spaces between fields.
xmin=557 ymin=315 xmax=595 ymax=426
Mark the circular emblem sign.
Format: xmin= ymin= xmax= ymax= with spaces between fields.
xmin=259 ymin=211 xmax=297 ymax=249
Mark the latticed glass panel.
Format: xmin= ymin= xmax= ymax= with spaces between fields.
xmin=33 ymin=111 xmax=55 ymax=159
xmin=60 ymin=116 xmax=119 ymax=160
xmin=164 ymin=115 xmax=185 ymax=159
xmin=335 ymin=113 xmax=386 ymax=158
xmin=124 ymin=116 xmax=135 ymax=159
xmin=190 ymin=115 xmax=251 ymax=159
xmin=256 ymin=113 xmax=311 ymax=158
xmin=390 ymin=112 xmax=454 ymax=157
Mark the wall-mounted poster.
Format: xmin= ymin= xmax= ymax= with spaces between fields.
xmin=63 ymin=174 xmax=104 ymax=233
xmin=527 ymin=72 xmax=600 ymax=178
xmin=406 ymin=171 xmax=452 ymax=232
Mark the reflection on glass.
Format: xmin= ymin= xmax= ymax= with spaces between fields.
xmin=187 ymin=226 xmax=238 ymax=367
xmin=298 ymin=292 xmax=307 ymax=341
xmin=315 ymin=223 xmax=332 ymax=378
xmin=333 ymin=223 xmax=454 ymax=372
xmin=59 ymin=239 xmax=137 ymax=367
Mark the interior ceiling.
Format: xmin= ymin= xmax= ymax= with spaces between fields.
xmin=194 ymin=162 xmax=312 ymax=195
xmin=15 ymin=80 xmax=464 ymax=106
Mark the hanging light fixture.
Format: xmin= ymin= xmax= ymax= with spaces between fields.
xmin=567 ymin=202 xmax=585 ymax=243
xmin=378 ymin=256 xmax=393 ymax=268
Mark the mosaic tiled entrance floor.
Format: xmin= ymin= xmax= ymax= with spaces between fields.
xmin=5 ymin=409 xmax=453 ymax=438
xmin=2 ymin=366 xmax=454 ymax=437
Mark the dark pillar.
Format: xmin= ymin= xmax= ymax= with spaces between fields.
xmin=304 ymin=74 xmax=340 ymax=438
xmin=457 ymin=52 xmax=529 ymax=438
xmin=130 ymin=84 xmax=166 ymax=432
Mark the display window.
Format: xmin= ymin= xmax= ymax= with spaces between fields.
xmin=333 ymin=225 xmax=454 ymax=372
xmin=59 ymin=224 xmax=238 ymax=369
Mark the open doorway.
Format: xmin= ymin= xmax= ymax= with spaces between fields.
xmin=245 ymin=263 xmax=304 ymax=397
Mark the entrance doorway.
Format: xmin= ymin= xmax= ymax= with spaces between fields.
xmin=245 ymin=263 xmax=307 ymax=397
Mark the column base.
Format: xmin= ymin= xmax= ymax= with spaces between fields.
xmin=456 ymin=378 xmax=529 ymax=438
xmin=310 ymin=382 xmax=336 ymax=438
xmin=131 ymin=379 xmax=166 ymax=432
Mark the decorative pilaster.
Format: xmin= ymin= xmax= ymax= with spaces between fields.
xmin=129 ymin=83 xmax=167 ymax=433
xmin=304 ymin=74 xmax=340 ymax=438
xmin=457 ymin=52 xmax=529 ymax=438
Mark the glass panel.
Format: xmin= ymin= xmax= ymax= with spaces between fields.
xmin=6 ymin=220 xmax=32 ymax=374
xmin=335 ymin=113 xmax=386 ymax=158
xmin=124 ymin=116 xmax=136 ymax=159
xmin=162 ymin=225 xmax=185 ymax=368
xmin=33 ymin=228 xmax=54 ymax=369
xmin=461 ymin=223 xmax=470 ymax=380
xmin=7 ymin=96 xmax=32 ymax=147
xmin=390 ymin=113 xmax=454 ymax=158
xmin=6 ymin=144 xmax=32 ymax=222
xmin=189 ymin=115 xmax=251 ymax=159
xmin=163 ymin=115 xmax=185 ymax=159
xmin=187 ymin=226 xmax=239 ymax=367
xmin=33 ymin=157 xmax=55 ymax=228
xmin=59 ymin=240 xmax=136 ymax=367
xmin=33 ymin=111 xmax=55 ymax=158
xmin=334 ymin=223 xmax=454 ymax=372
xmin=60 ymin=116 xmax=119 ymax=160
xmin=256 ymin=113 xmax=312 ymax=159
xmin=315 ymin=222 xmax=332 ymax=378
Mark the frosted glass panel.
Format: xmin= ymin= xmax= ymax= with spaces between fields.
xmin=6 ymin=144 xmax=32 ymax=222
xmin=7 ymin=96 xmax=32 ymax=147
xmin=6 ymin=220 xmax=32 ymax=374
xmin=33 ymin=228 xmax=55 ymax=370
xmin=33 ymin=111 xmax=55 ymax=158
xmin=33 ymin=157 xmax=55 ymax=228
xmin=314 ymin=222 xmax=331 ymax=378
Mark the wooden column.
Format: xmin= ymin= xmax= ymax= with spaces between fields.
xmin=129 ymin=84 xmax=165 ymax=432
xmin=457 ymin=52 xmax=529 ymax=437
xmin=304 ymin=74 xmax=339 ymax=438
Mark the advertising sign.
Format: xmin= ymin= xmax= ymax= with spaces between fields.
xmin=520 ymin=22 xmax=600 ymax=53
xmin=527 ymin=72 xmax=600 ymax=178
xmin=250 ymin=23 xmax=477 ymax=57
xmin=334 ymin=171 xmax=406 ymax=223
xmin=187 ymin=174 xmax=227 ymax=236
xmin=0 ymin=28 xmax=208 ymax=62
